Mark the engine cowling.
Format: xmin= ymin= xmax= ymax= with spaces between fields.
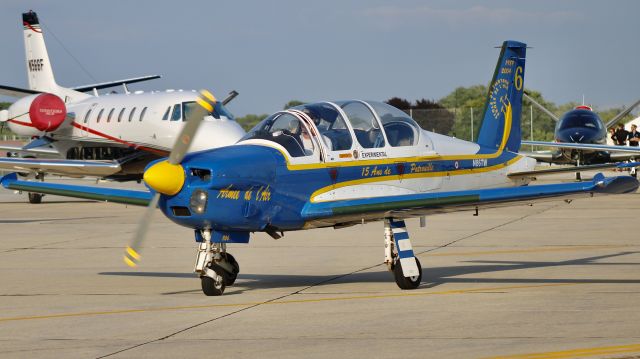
xmin=7 ymin=93 xmax=67 ymax=133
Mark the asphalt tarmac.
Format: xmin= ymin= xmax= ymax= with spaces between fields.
xmin=1 ymin=173 xmax=640 ymax=358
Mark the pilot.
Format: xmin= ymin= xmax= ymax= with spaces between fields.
xmin=628 ymin=124 xmax=640 ymax=147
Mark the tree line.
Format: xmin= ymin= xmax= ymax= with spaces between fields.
xmin=234 ymin=86 xmax=636 ymax=142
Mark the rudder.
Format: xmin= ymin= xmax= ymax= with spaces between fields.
xmin=22 ymin=11 xmax=58 ymax=93
xmin=476 ymin=40 xmax=526 ymax=153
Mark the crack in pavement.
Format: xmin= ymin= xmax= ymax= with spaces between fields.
xmin=96 ymin=203 xmax=561 ymax=358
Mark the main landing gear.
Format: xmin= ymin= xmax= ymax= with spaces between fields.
xmin=384 ymin=218 xmax=422 ymax=289
xmin=194 ymin=230 xmax=240 ymax=296
xmin=28 ymin=173 xmax=45 ymax=204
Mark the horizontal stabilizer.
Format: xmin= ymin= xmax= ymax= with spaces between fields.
xmin=0 ymin=173 xmax=151 ymax=206
xmin=508 ymin=162 xmax=640 ymax=179
xmin=73 ymin=75 xmax=161 ymax=92
xmin=0 ymin=85 xmax=40 ymax=98
xmin=521 ymin=140 xmax=640 ymax=154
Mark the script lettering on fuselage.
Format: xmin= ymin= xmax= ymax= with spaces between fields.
xmin=217 ymin=185 xmax=241 ymax=200
xmin=409 ymin=163 xmax=434 ymax=173
xmin=361 ymin=165 xmax=392 ymax=177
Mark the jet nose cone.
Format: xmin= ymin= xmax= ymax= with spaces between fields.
xmin=143 ymin=160 xmax=185 ymax=196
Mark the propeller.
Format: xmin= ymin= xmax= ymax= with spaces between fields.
xmin=523 ymin=92 xmax=560 ymax=122
xmin=604 ymin=98 xmax=640 ymax=129
xmin=123 ymin=89 xmax=217 ymax=267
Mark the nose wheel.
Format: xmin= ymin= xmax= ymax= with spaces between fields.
xmin=194 ymin=235 xmax=241 ymax=296
xmin=393 ymin=256 xmax=422 ymax=289
xmin=384 ymin=218 xmax=423 ymax=290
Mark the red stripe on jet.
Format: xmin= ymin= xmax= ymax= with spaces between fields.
xmin=23 ymin=21 xmax=42 ymax=33
xmin=8 ymin=119 xmax=35 ymax=127
xmin=70 ymin=122 xmax=168 ymax=156
xmin=7 ymin=118 xmax=169 ymax=156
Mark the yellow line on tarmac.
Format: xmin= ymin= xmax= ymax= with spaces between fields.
xmin=0 ymin=283 xmax=575 ymax=323
xmin=486 ymin=343 xmax=640 ymax=359
xmin=425 ymin=245 xmax=628 ymax=258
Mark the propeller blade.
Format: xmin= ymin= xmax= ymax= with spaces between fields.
xmin=604 ymin=98 xmax=640 ymax=129
xmin=124 ymin=89 xmax=218 ymax=267
xmin=167 ymin=89 xmax=217 ymax=165
xmin=124 ymin=192 xmax=160 ymax=267
xmin=523 ymin=92 xmax=560 ymax=122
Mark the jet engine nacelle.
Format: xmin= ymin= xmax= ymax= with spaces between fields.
xmin=6 ymin=93 xmax=67 ymax=135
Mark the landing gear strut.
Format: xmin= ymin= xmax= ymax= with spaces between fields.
xmin=384 ymin=218 xmax=422 ymax=289
xmin=194 ymin=230 xmax=240 ymax=296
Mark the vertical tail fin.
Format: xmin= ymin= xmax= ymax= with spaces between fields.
xmin=476 ymin=40 xmax=527 ymax=153
xmin=22 ymin=11 xmax=58 ymax=93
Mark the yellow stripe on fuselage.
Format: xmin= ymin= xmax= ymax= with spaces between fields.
xmin=309 ymin=155 xmax=522 ymax=202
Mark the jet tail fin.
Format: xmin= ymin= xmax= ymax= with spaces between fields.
xmin=23 ymin=11 xmax=59 ymax=93
xmin=476 ymin=40 xmax=527 ymax=153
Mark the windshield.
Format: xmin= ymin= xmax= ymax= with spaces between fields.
xmin=182 ymin=101 xmax=236 ymax=121
xmin=557 ymin=111 xmax=602 ymax=131
xmin=240 ymin=112 xmax=315 ymax=157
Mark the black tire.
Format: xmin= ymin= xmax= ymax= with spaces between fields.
xmin=28 ymin=192 xmax=43 ymax=204
xmin=222 ymin=253 xmax=240 ymax=286
xmin=393 ymin=256 xmax=422 ymax=290
xmin=201 ymin=264 xmax=226 ymax=296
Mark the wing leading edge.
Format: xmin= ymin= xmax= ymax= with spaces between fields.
xmin=521 ymin=140 xmax=640 ymax=154
xmin=302 ymin=174 xmax=638 ymax=228
xmin=0 ymin=173 xmax=151 ymax=206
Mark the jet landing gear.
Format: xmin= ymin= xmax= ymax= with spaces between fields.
xmin=27 ymin=173 xmax=45 ymax=204
xmin=194 ymin=230 xmax=240 ymax=296
xmin=384 ymin=218 xmax=422 ymax=289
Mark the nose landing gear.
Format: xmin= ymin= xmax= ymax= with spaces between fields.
xmin=194 ymin=231 xmax=240 ymax=296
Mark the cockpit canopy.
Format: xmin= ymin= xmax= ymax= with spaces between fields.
xmin=240 ymin=100 xmax=420 ymax=157
xmin=556 ymin=110 xmax=603 ymax=131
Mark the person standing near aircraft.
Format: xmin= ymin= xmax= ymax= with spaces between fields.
xmin=628 ymin=124 xmax=640 ymax=146
xmin=613 ymin=123 xmax=629 ymax=146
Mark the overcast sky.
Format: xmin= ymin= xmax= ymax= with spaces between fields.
xmin=1 ymin=0 xmax=638 ymax=116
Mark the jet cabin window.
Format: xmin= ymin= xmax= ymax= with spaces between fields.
xmin=295 ymin=103 xmax=353 ymax=151
xmin=129 ymin=107 xmax=137 ymax=122
xmin=107 ymin=108 xmax=115 ymax=123
xmin=139 ymin=107 xmax=147 ymax=122
xmin=96 ymin=108 xmax=104 ymax=123
xmin=338 ymin=101 xmax=385 ymax=148
xmin=83 ymin=109 xmax=92 ymax=123
xmin=117 ymin=108 xmax=125 ymax=122
xmin=241 ymin=113 xmax=315 ymax=157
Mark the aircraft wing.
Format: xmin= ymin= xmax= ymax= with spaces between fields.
xmin=0 ymin=173 xmax=150 ymax=206
xmin=518 ymin=149 xmax=556 ymax=163
xmin=73 ymin=75 xmax=161 ymax=92
xmin=301 ymin=174 xmax=638 ymax=228
xmin=0 ymin=145 xmax=59 ymax=156
xmin=521 ymin=140 xmax=640 ymax=154
xmin=0 ymin=158 xmax=121 ymax=177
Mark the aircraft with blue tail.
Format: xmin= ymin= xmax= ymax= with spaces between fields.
xmin=2 ymin=40 xmax=638 ymax=296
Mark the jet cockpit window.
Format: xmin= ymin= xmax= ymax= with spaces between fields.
xmin=335 ymin=101 xmax=385 ymax=148
xmin=170 ymin=104 xmax=182 ymax=121
xmin=294 ymin=103 xmax=353 ymax=151
xmin=557 ymin=112 xmax=603 ymax=130
xmin=241 ymin=113 xmax=315 ymax=157
xmin=368 ymin=101 xmax=420 ymax=146
xmin=181 ymin=101 xmax=233 ymax=121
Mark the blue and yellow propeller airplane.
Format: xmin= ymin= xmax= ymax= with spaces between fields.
xmin=2 ymin=40 xmax=638 ymax=296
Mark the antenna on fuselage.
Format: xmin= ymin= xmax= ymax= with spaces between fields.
xmin=222 ymin=90 xmax=239 ymax=105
